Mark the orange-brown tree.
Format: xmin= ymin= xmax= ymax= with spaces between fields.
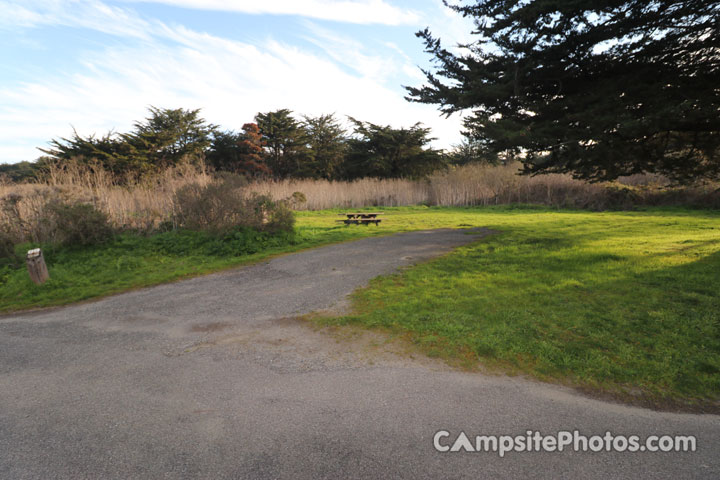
xmin=236 ymin=123 xmax=271 ymax=177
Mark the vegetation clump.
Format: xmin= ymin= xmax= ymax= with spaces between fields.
xmin=45 ymin=201 xmax=114 ymax=247
xmin=173 ymin=175 xmax=295 ymax=234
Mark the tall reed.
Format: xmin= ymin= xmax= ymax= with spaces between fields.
xmin=1 ymin=160 xmax=717 ymax=244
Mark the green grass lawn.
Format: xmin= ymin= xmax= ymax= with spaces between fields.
xmin=308 ymin=207 xmax=720 ymax=409
xmin=2 ymin=205 xmax=719 ymax=408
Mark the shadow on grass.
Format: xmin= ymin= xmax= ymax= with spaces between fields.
xmin=326 ymin=227 xmax=720 ymax=413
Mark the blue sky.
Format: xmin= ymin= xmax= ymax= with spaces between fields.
xmin=0 ymin=0 xmax=476 ymax=164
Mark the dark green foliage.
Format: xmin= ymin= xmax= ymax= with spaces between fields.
xmin=39 ymin=130 xmax=141 ymax=176
xmin=343 ymin=118 xmax=445 ymax=179
xmin=447 ymin=139 xmax=499 ymax=166
xmin=31 ymin=106 xmax=458 ymax=182
xmin=207 ymin=124 xmax=271 ymax=177
xmin=0 ymin=231 xmax=17 ymax=266
xmin=40 ymin=107 xmax=216 ymax=177
xmin=255 ymin=109 xmax=313 ymax=178
xmin=0 ymin=161 xmax=41 ymax=182
xmin=407 ymin=0 xmax=720 ymax=182
xmin=206 ymin=130 xmax=243 ymax=172
xmin=123 ymin=106 xmax=216 ymax=168
xmin=303 ymin=114 xmax=347 ymax=180
xmin=46 ymin=202 xmax=114 ymax=247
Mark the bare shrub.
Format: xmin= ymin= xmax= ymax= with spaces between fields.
xmin=0 ymin=186 xmax=113 ymax=247
xmin=38 ymin=159 xmax=213 ymax=232
xmin=174 ymin=178 xmax=247 ymax=233
xmin=174 ymin=176 xmax=294 ymax=234
xmin=0 ymin=187 xmax=68 ymax=244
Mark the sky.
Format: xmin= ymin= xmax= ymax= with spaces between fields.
xmin=0 ymin=0 xmax=477 ymax=164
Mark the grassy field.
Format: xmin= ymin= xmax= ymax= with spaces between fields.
xmin=2 ymin=206 xmax=719 ymax=408
xmin=305 ymin=206 xmax=720 ymax=410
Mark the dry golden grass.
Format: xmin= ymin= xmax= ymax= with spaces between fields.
xmin=249 ymin=163 xmax=675 ymax=210
xmin=248 ymin=177 xmax=429 ymax=210
xmin=0 ymin=162 xmax=211 ymax=241
xmin=1 ymin=160 xmax=717 ymax=244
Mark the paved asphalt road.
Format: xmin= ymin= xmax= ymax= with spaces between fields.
xmin=1 ymin=229 xmax=718 ymax=479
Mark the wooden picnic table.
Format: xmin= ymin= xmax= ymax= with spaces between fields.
xmin=336 ymin=212 xmax=384 ymax=226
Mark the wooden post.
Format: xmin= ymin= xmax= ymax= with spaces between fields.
xmin=26 ymin=248 xmax=50 ymax=285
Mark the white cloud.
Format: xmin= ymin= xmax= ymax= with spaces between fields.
xmin=0 ymin=0 xmax=475 ymax=162
xmin=0 ymin=0 xmax=154 ymax=40
xmin=121 ymin=0 xmax=420 ymax=25
xmin=301 ymin=22 xmax=403 ymax=83
xmin=0 ymin=8 xmax=464 ymax=162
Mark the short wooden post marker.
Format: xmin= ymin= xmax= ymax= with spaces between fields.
xmin=26 ymin=248 xmax=50 ymax=285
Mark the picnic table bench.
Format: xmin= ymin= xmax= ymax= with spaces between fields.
xmin=336 ymin=212 xmax=383 ymax=226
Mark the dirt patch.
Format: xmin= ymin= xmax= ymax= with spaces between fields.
xmin=190 ymin=322 xmax=232 ymax=333
xmin=178 ymin=312 xmax=454 ymax=373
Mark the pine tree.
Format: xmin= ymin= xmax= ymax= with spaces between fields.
xmin=123 ymin=107 xmax=216 ymax=168
xmin=343 ymin=118 xmax=445 ymax=179
xmin=40 ymin=107 xmax=217 ymax=178
xmin=406 ymin=0 xmax=720 ymax=182
xmin=207 ymin=124 xmax=271 ymax=177
xmin=303 ymin=114 xmax=347 ymax=180
xmin=39 ymin=129 xmax=143 ymax=176
xmin=236 ymin=123 xmax=271 ymax=177
xmin=255 ymin=109 xmax=313 ymax=178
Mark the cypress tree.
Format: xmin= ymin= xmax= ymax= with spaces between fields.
xmin=407 ymin=1 xmax=720 ymax=182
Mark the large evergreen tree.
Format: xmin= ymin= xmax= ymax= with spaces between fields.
xmin=39 ymin=129 xmax=143 ymax=176
xmin=447 ymin=138 xmax=500 ymax=166
xmin=406 ymin=1 xmax=720 ymax=182
xmin=303 ymin=114 xmax=347 ymax=180
xmin=235 ymin=123 xmax=272 ymax=177
xmin=206 ymin=130 xmax=243 ymax=172
xmin=255 ymin=109 xmax=313 ymax=178
xmin=124 ymin=107 xmax=216 ymax=168
xmin=40 ymin=107 xmax=216 ymax=177
xmin=207 ymin=124 xmax=271 ymax=177
xmin=343 ymin=118 xmax=445 ymax=179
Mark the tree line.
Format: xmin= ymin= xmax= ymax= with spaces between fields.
xmin=8 ymin=1 xmax=715 ymax=185
xmin=10 ymin=107 xmax=476 ymax=183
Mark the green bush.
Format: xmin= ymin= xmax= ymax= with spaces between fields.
xmin=264 ymin=197 xmax=295 ymax=233
xmin=0 ymin=230 xmax=17 ymax=266
xmin=46 ymin=202 xmax=114 ymax=247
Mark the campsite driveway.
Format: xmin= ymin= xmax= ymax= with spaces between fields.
xmin=1 ymin=229 xmax=718 ymax=479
